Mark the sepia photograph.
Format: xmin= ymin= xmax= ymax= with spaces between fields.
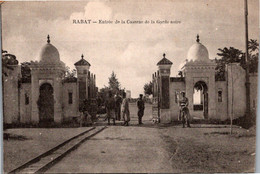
xmin=1 ymin=0 xmax=259 ymax=173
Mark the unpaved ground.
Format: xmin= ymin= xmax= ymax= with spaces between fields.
xmin=4 ymin=127 xmax=92 ymax=172
xmin=159 ymin=125 xmax=256 ymax=173
xmin=46 ymin=124 xmax=255 ymax=173
xmin=4 ymin=103 xmax=256 ymax=173
xmin=48 ymin=104 xmax=256 ymax=173
xmin=47 ymin=126 xmax=173 ymax=173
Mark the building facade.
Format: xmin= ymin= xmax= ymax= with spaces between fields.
xmin=3 ymin=36 xmax=97 ymax=125
xmin=152 ymin=36 xmax=258 ymax=123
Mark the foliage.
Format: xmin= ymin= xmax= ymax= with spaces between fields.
xmin=178 ymin=71 xmax=183 ymax=77
xmin=108 ymin=71 xmax=120 ymax=92
xmin=98 ymin=71 xmax=124 ymax=105
xmin=143 ymin=81 xmax=153 ymax=95
xmin=2 ymin=50 xmax=18 ymax=76
xmin=64 ymin=66 xmax=77 ymax=83
xmin=21 ymin=62 xmax=31 ymax=83
xmin=215 ymin=39 xmax=259 ymax=80
xmin=65 ymin=66 xmax=77 ymax=78
xmin=248 ymin=39 xmax=259 ymax=73
xmin=98 ymin=86 xmax=110 ymax=105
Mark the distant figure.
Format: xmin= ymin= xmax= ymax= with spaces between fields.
xmin=137 ymin=94 xmax=145 ymax=125
xmin=80 ymin=99 xmax=92 ymax=127
xmin=115 ymin=93 xmax=122 ymax=121
xmin=121 ymin=92 xmax=130 ymax=126
xmin=179 ymin=92 xmax=191 ymax=128
xmin=105 ymin=91 xmax=116 ymax=125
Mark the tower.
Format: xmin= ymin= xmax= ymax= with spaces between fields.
xmin=30 ymin=35 xmax=66 ymax=124
xmin=157 ymin=53 xmax=173 ymax=122
xmin=74 ymin=54 xmax=91 ymax=110
xmin=184 ymin=35 xmax=217 ymax=119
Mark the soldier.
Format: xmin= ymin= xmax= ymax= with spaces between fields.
xmin=121 ymin=92 xmax=130 ymax=126
xmin=105 ymin=91 xmax=116 ymax=125
xmin=115 ymin=92 xmax=122 ymax=121
xmin=137 ymin=94 xmax=145 ymax=125
xmin=179 ymin=92 xmax=191 ymax=128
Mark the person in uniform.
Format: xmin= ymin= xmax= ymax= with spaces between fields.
xmin=115 ymin=93 xmax=122 ymax=121
xmin=179 ymin=92 xmax=191 ymax=128
xmin=105 ymin=91 xmax=116 ymax=125
xmin=121 ymin=92 xmax=130 ymax=126
xmin=137 ymin=94 xmax=145 ymax=125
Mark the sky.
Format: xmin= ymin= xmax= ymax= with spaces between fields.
xmin=2 ymin=0 xmax=259 ymax=97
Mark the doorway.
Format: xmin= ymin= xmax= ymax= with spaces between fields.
xmin=38 ymin=83 xmax=54 ymax=124
xmin=193 ymin=81 xmax=208 ymax=119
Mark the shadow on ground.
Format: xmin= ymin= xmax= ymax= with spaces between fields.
xmin=4 ymin=133 xmax=31 ymax=141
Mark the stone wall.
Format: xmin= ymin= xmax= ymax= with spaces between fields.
xmin=19 ymin=83 xmax=32 ymax=123
xmin=169 ymin=81 xmax=185 ymax=121
xmin=250 ymin=73 xmax=258 ymax=114
xmin=3 ymin=65 xmax=20 ymax=124
xmin=215 ymin=81 xmax=228 ymax=120
xmin=226 ymin=63 xmax=246 ymax=120
xmin=62 ymin=82 xmax=79 ymax=120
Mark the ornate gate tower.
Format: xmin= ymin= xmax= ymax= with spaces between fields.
xmin=30 ymin=35 xmax=66 ymax=124
xmin=183 ymin=35 xmax=217 ymax=119
xmin=156 ymin=53 xmax=173 ymax=122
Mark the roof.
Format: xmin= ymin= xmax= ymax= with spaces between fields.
xmin=74 ymin=54 xmax=91 ymax=66
xmin=39 ymin=35 xmax=61 ymax=65
xmin=187 ymin=35 xmax=209 ymax=62
xmin=40 ymin=43 xmax=60 ymax=64
xmin=157 ymin=53 xmax=173 ymax=65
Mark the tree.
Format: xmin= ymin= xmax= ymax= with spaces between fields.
xmin=63 ymin=66 xmax=77 ymax=83
xmin=98 ymin=71 xmax=123 ymax=105
xmin=108 ymin=71 xmax=120 ymax=94
xmin=248 ymin=39 xmax=259 ymax=73
xmin=178 ymin=71 xmax=183 ymax=77
xmin=65 ymin=66 xmax=77 ymax=78
xmin=144 ymin=81 xmax=153 ymax=95
xmin=2 ymin=50 xmax=18 ymax=76
xmin=216 ymin=47 xmax=244 ymax=80
xmin=21 ymin=62 xmax=31 ymax=83
xmin=215 ymin=39 xmax=259 ymax=80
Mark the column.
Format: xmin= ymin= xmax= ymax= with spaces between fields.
xmin=54 ymin=75 xmax=62 ymax=123
xmin=31 ymin=71 xmax=39 ymax=123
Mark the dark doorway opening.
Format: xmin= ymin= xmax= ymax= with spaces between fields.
xmin=38 ymin=83 xmax=54 ymax=125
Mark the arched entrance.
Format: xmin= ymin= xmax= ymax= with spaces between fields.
xmin=37 ymin=83 xmax=54 ymax=124
xmin=193 ymin=81 xmax=208 ymax=119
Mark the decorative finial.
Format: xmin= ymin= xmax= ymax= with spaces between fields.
xmin=163 ymin=53 xmax=166 ymax=58
xmin=196 ymin=34 xmax=200 ymax=43
xmin=81 ymin=54 xmax=84 ymax=59
xmin=47 ymin=35 xmax=50 ymax=43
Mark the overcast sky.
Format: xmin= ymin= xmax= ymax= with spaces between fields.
xmin=2 ymin=0 xmax=259 ymax=97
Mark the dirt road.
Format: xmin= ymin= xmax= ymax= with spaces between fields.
xmin=47 ymin=103 xmax=174 ymax=173
xmin=5 ymin=103 xmax=255 ymax=173
xmin=47 ymin=103 xmax=255 ymax=173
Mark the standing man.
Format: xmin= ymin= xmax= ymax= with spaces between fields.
xmin=121 ymin=92 xmax=130 ymax=126
xmin=105 ymin=91 xmax=116 ymax=125
xmin=137 ymin=94 xmax=145 ymax=125
xmin=115 ymin=92 xmax=122 ymax=121
xmin=179 ymin=92 xmax=191 ymax=128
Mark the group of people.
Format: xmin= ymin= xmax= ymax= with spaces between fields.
xmin=105 ymin=92 xmax=145 ymax=126
xmin=80 ymin=90 xmax=190 ymax=128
